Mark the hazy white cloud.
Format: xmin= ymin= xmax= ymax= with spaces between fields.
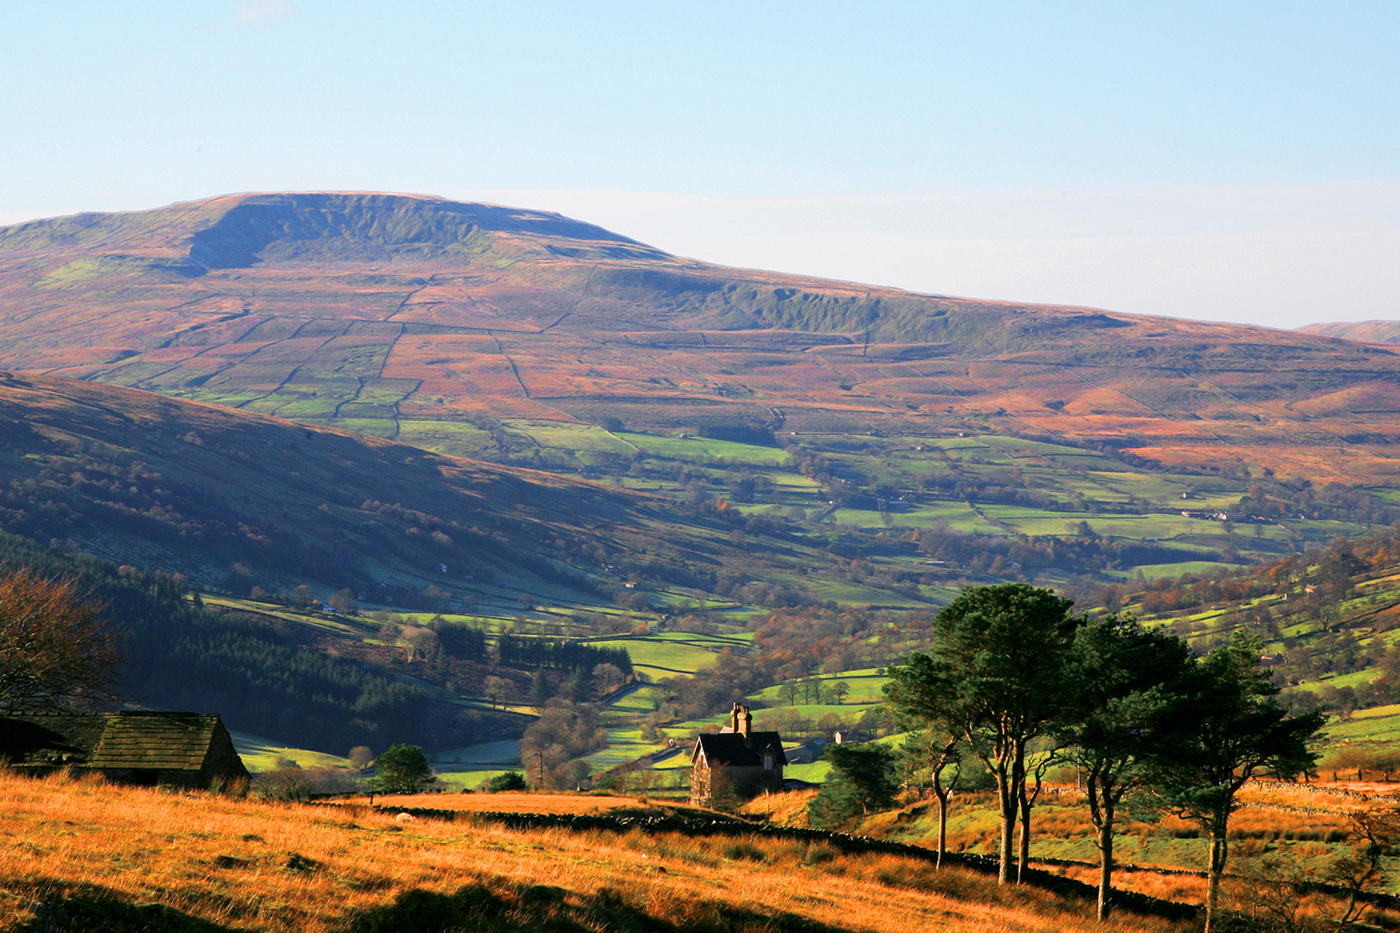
xmin=445 ymin=184 xmax=1400 ymax=331
xmin=234 ymin=0 xmax=298 ymax=27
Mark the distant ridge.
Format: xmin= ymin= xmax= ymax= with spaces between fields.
xmin=1298 ymin=320 xmax=1400 ymax=345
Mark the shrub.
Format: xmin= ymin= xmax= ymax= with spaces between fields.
xmin=723 ymin=840 xmax=766 ymax=861
xmin=487 ymin=771 xmax=527 ymax=793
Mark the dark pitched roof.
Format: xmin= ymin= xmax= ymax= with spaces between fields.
xmin=0 ymin=712 xmax=242 ymax=773
xmin=693 ymin=732 xmax=788 ymax=768
xmin=0 ymin=715 xmax=106 ymax=768
xmin=89 ymin=712 xmax=226 ymax=771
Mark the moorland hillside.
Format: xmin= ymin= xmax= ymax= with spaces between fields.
xmin=3 ymin=192 xmax=1400 ymax=487
xmin=0 ymin=368 xmax=836 ymax=604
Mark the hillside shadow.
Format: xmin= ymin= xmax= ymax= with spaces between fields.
xmin=342 ymin=881 xmax=853 ymax=933
xmin=11 ymin=883 xmax=237 ymax=933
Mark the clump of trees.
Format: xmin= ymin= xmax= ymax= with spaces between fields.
xmin=495 ymin=635 xmax=632 ymax=678
xmin=374 ymin=744 xmax=435 ymax=794
xmin=519 ymin=704 xmax=608 ymax=790
xmin=885 ymin=583 xmax=1324 ymax=930
xmin=486 ymin=771 xmax=527 ymax=792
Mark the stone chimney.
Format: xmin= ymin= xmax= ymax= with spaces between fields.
xmin=728 ymin=703 xmax=741 ymax=733
xmin=740 ymin=705 xmax=752 ymax=743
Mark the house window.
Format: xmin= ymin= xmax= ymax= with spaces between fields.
xmin=763 ymin=753 xmax=773 ymax=771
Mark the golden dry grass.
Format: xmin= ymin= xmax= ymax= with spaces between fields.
xmin=0 ymin=771 xmax=1192 ymax=933
xmin=358 ymin=789 xmax=673 ymax=815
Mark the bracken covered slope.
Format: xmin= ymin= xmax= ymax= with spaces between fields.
xmin=0 ymin=368 xmax=817 ymax=600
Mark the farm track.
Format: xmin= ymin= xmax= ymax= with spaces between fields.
xmin=331 ymin=376 xmax=367 ymax=419
xmin=540 ymin=270 xmax=592 ymax=333
xmin=374 ymin=323 xmax=405 ymax=379
xmin=387 ymin=382 xmax=423 ymax=439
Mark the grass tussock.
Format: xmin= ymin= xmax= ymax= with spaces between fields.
xmin=0 ymin=770 xmax=1194 ymax=933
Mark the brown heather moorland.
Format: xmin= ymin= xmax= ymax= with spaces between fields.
xmin=4 ymin=192 xmax=1400 ymax=485
xmin=0 ymin=771 xmax=1195 ymax=933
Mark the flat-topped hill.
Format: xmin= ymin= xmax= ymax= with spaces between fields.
xmin=3 ymin=192 xmax=1398 ymax=488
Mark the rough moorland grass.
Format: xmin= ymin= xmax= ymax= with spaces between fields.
xmin=0 ymin=772 xmax=1192 ymax=933
xmin=825 ymin=779 xmax=1400 ymax=915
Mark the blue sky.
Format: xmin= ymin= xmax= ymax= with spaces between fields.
xmin=2 ymin=1 xmax=1396 ymax=328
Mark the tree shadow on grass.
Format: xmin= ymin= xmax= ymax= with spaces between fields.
xmin=343 ymin=880 xmax=854 ymax=933
xmin=11 ymin=883 xmax=237 ymax=933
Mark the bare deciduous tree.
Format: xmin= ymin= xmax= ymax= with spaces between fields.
xmin=0 ymin=568 xmax=121 ymax=711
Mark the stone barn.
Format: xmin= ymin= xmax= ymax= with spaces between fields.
xmin=0 ymin=711 xmax=249 ymax=789
xmin=690 ymin=703 xmax=786 ymax=806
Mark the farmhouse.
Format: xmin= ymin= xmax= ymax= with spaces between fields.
xmin=0 ymin=711 xmax=249 ymax=789
xmin=689 ymin=703 xmax=786 ymax=805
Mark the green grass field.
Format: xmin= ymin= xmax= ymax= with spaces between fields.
xmin=229 ymin=732 xmax=353 ymax=773
xmin=616 ymin=432 xmax=790 ymax=466
xmin=584 ymin=633 xmax=735 ymax=678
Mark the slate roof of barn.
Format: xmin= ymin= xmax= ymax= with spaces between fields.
xmin=0 ymin=712 xmax=239 ymax=772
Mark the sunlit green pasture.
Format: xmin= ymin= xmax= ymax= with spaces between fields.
xmin=976 ymin=506 xmax=1233 ymax=542
xmin=751 ymin=672 xmax=890 ymax=705
xmin=1137 ymin=560 xmax=1236 ymax=579
xmin=230 ymin=732 xmax=353 ymax=774
xmin=506 ymin=420 xmax=636 ymax=454
xmin=616 ymin=431 xmax=789 ymax=466
xmin=1318 ymin=705 xmax=1400 ymax=752
xmin=608 ymin=683 xmax=671 ymax=714
xmin=751 ymin=703 xmax=879 ymax=725
xmin=428 ymin=740 xmax=524 ymax=790
xmin=584 ymin=632 xmax=736 ymax=678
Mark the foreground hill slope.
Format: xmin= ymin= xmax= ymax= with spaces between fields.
xmin=0 ymin=773 xmax=1185 ymax=933
xmin=0 ymin=368 xmax=819 ymax=602
xmin=3 ymin=193 xmax=1400 ymax=487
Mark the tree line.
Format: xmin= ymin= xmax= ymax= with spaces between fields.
xmin=881 ymin=583 xmax=1323 ymax=930
xmin=494 ymin=634 xmax=632 ymax=677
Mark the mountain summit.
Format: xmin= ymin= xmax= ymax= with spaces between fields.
xmin=0 ymin=191 xmax=670 ymax=270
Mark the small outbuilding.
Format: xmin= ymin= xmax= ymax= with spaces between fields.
xmin=689 ymin=703 xmax=786 ymax=806
xmin=0 ymin=711 xmax=249 ymax=790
